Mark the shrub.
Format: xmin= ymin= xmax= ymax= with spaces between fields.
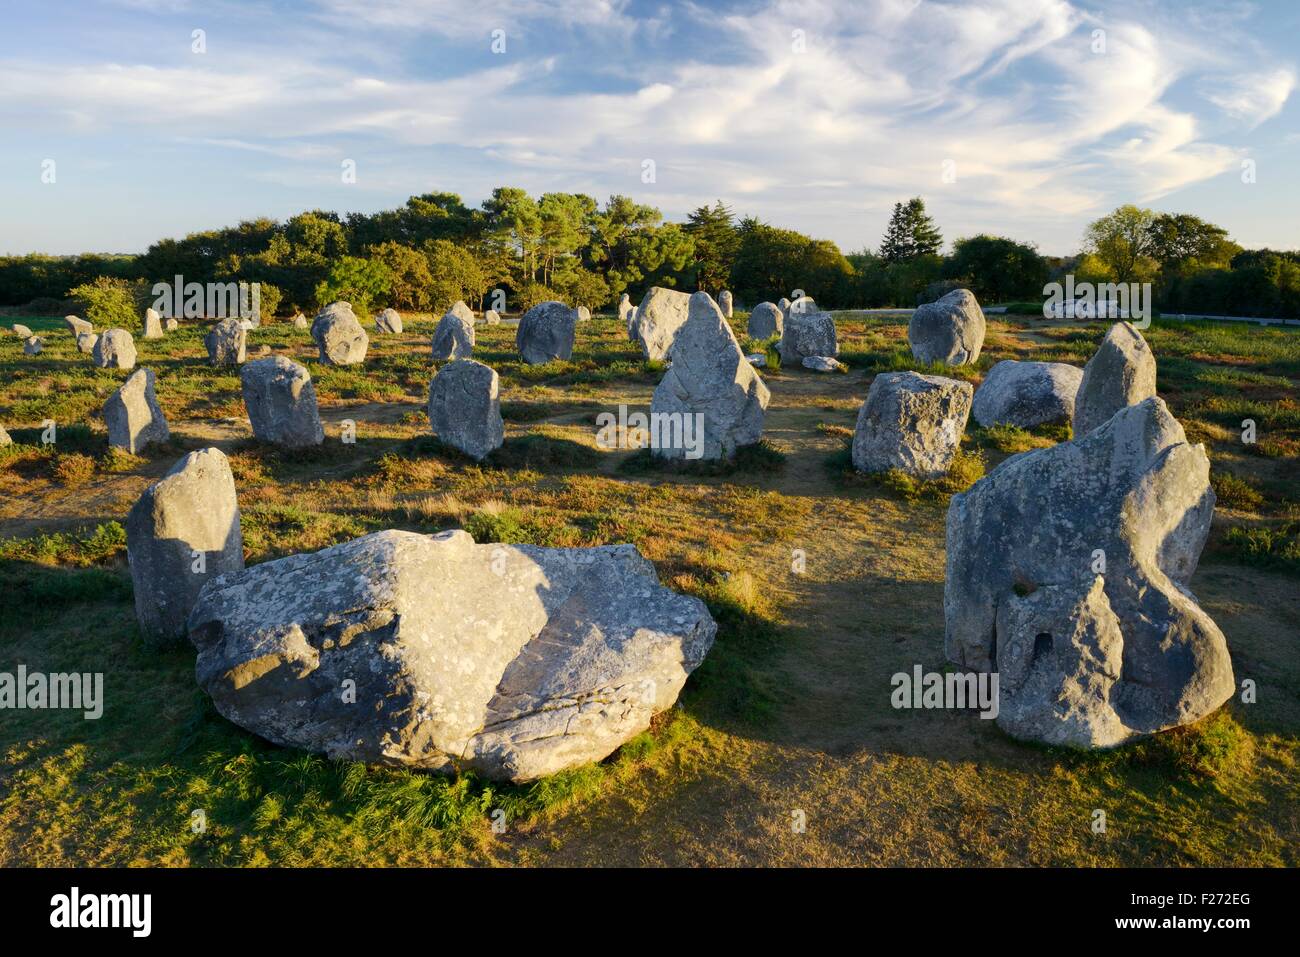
xmin=67 ymin=276 xmax=139 ymax=328
xmin=1210 ymin=471 xmax=1265 ymax=511
xmin=314 ymin=256 xmax=392 ymax=316
xmin=52 ymin=453 xmax=96 ymax=488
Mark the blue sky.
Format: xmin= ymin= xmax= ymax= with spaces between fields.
xmin=2 ymin=0 xmax=1298 ymax=257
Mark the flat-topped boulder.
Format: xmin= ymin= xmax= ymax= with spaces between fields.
xmin=431 ymin=307 xmax=475 ymax=360
xmin=127 ymin=448 xmax=244 ymax=648
xmin=651 ymin=292 xmax=770 ymax=460
xmin=205 ymin=318 xmax=247 ymax=366
xmin=1072 ymin=321 xmax=1157 ymax=437
xmin=187 ymin=529 xmax=716 ymax=782
xmin=104 ymin=368 xmax=170 ymax=454
xmin=630 ymin=286 xmax=691 ymax=360
xmin=516 ymin=300 xmax=576 ymax=364
xmin=779 ymin=310 xmax=837 ymax=364
xmin=747 ymin=302 xmax=783 ymax=339
xmin=909 ymin=289 xmax=986 ymax=366
xmin=973 ymin=360 xmax=1084 ymax=429
xmin=241 ymin=356 xmax=324 ymax=448
xmin=93 ymin=328 xmax=137 ymax=370
xmin=311 ymin=301 xmax=368 ymax=366
xmin=427 ymin=359 xmax=504 ymax=461
xmin=852 ymin=371 xmax=972 ymax=477
xmin=945 ymin=397 xmax=1231 ymax=747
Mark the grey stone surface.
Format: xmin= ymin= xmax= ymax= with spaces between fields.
xmin=747 ymin=302 xmax=783 ymax=340
xmin=76 ymin=332 xmax=98 ymax=354
xmin=446 ymin=300 xmax=475 ymax=325
xmin=22 ymin=336 xmax=43 ymax=355
xmin=787 ymin=295 xmax=818 ymax=317
xmin=777 ymin=297 xmax=791 ymax=316
xmin=104 ymin=368 xmax=170 ymax=454
xmin=745 ymin=352 xmax=767 ymax=368
xmin=651 ymin=292 xmax=770 ymax=460
xmin=143 ymin=308 xmax=164 ymax=339
xmin=1072 ymin=321 xmax=1157 ymax=437
xmin=311 ymin=302 xmax=369 ymax=366
xmin=11 ymin=324 xmax=33 ymax=338
xmin=516 ymin=300 xmax=577 ymax=364
xmin=908 ymin=289 xmax=986 ymax=366
xmin=431 ymin=308 xmax=476 ymax=360
xmin=945 ymin=396 xmax=1231 ymax=747
xmin=187 ymin=528 xmax=716 ymax=782
xmin=64 ymin=315 xmax=92 ymax=336
xmin=0 ymin=425 xmax=10 ymax=447
xmin=631 ymin=286 xmax=691 ymax=360
xmin=484 ymin=309 xmax=501 ymax=325
xmin=779 ymin=310 xmax=838 ymax=364
xmin=427 ymin=359 xmax=504 ymax=461
xmin=576 ymin=305 xmax=591 ymax=322
xmin=972 ymin=360 xmax=1084 ymax=429
xmin=241 ymin=356 xmax=324 ymax=448
xmin=205 ymin=318 xmax=247 ymax=366
xmin=718 ymin=290 xmax=734 ymax=318
xmin=127 ymin=448 xmax=244 ymax=648
xmin=618 ymin=293 xmax=634 ymax=334
xmin=93 ymin=328 xmax=137 ymax=370
xmin=802 ymin=356 xmax=843 ymax=372
xmin=164 ymin=317 xmax=179 ymax=331
xmin=851 ymin=371 xmax=972 ymax=477
xmin=375 ymin=308 xmax=403 ymax=334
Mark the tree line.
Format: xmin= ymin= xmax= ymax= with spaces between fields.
xmin=2 ymin=190 xmax=1296 ymax=319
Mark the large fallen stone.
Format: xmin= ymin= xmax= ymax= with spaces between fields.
xmin=187 ymin=529 xmax=716 ymax=782
xmin=143 ymin=308 xmax=164 ymax=339
xmin=311 ymin=302 xmax=369 ymax=366
xmin=427 ymin=359 xmax=504 ymax=461
xmin=516 ymin=301 xmax=576 ymax=364
xmin=718 ymin=290 xmax=734 ymax=318
xmin=631 ymin=286 xmax=691 ymax=360
xmin=852 ymin=371 xmax=972 ymax=477
xmin=431 ymin=308 xmax=475 ymax=361
xmin=241 ymin=356 xmax=324 ymax=448
xmin=127 ymin=448 xmax=244 ymax=648
xmin=93 ymin=328 xmax=137 ymax=370
xmin=1072 ymin=321 xmax=1157 ymax=437
xmin=747 ymin=302 xmax=783 ymax=339
xmin=64 ymin=315 xmax=92 ymax=336
xmin=375 ymin=308 xmax=403 ymax=334
xmin=778 ymin=310 xmax=838 ymax=364
xmin=945 ymin=396 xmax=1231 ymax=747
xmin=973 ymin=360 xmax=1084 ymax=429
xmin=205 ymin=318 xmax=247 ymax=366
xmin=104 ymin=368 xmax=170 ymax=454
xmin=651 ymin=292 xmax=769 ymax=460
xmin=908 ymin=289 xmax=986 ymax=366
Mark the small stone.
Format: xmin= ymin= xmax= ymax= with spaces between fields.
xmin=779 ymin=310 xmax=838 ymax=364
xmin=908 ymin=289 xmax=986 ymax=366
xmin=802 ymin=355 xmax=843 ymax=372
xmin=76 ymin=332 xmax=98 ymax=354
xmin=11 ymin=324 xmax=33 ymax=338
xmin=22 ymin=336 xmax=43 ymax=355
xmin=972 ymin=360 xmax=1084 ymax=429
xmin=143 ymin=308 xmax=164 ymax=339
xmin=431 ymin=307 xmax=475 ymax=361
xmin=64 ymin=315 xmax=92 ymax=336
xmin=718 ymin=290 xmax=734 ymax=318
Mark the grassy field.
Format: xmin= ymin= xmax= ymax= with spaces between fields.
xmin=1 ymin=310 xmax=1297 ymax=866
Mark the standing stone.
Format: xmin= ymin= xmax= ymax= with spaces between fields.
xmin=292 ymin=313 xmax=309 ymax=329
xmin=186 ymin=528 xmax=716 ymax=782
xmin=631 ymin=286 xmax=692 ymax=360
xmin=205 ymin=318 xmax=247 ymax=366
xmin=618 ymin=293 xmax=634 ymax=334
xmin=651 ymin=292 xmax=770 ymax=460
xmin=484 ymin=310 xmax=501 ymax=325
xmin=22 ymin=336 xmax=43 ymax=355
xmin=93 ymin=328 xmax=137 ymax=370
xmin=375 ymin=308 xmax=403 ymax=334
xmin=11 ymin=324 xmax=33 ymax=338
xmin=851 ymin=371 xmax=972 ymax=478
xmin=431 ymin=308 xmax=476 ymax=361
xmin=164 ymin=317 xmax=179 ymax=331
xmin=908 ymin=288 xmax=986 ymax=366
xmin=718 ymin=290 xmax=734 ymax=318
xmin=76 ymin=332 xmax=98 ymax=354
xmin=777 ymin=297 xmax=791 ymax=317
xmin=747 ymin=302 xmax=783 ymax=339
xmin=787 ymin=295 xmax=817 ymax=317
xmin=446 ymin=300 xmax=475 ymax=325
xmin=64 ymin=315 xmax=92 ymax=336
xmin=945 ymin=397 xmax=1231 ymax=747
xmin=1072 ymin=321 xmax=1157 ymax=437
xmin=973 ymin=360 xmax=1084 ymax=429
xmin=143 ymin=308 xmax=164 ymax=339
xmin=0 ymin=425 xmax=10 ymax=447
xmin=126 ymin=448 xmax=244 ymax=648
xmin=428 ymin=359 xmax=504 ymax=461
xmin=311 ymin=302 xmax=369 ymax=366
xmin=104 ymin=368 xmax=170 ymax=454
xmin=241 ymin=356 xmax=324 ymax=448
xmin=779 ymin=310 xmax=838 ymax=364
xmin=576 ymin=305 xmax=591 ymax=323
xmin=516 ymin=301 xmax=577 ymax=364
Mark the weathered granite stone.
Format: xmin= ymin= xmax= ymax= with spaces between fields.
xmin=93 ymin=328 xmax=137 ymax=370
xmin=908 ymin=289 xmax=986 ymax=366
xmin=375 ymin=308 xmax=403 ymax=334
xmin=972 ymin=360 xmax=1084 ymax=429
xmin=427 ymin=359 xmax=504 ymax=461
xmin=104 ymin=368 xmax=170 ymax=454
xmin=747 ymin=302 xmax=783 ymax=339
xmin=779 ymin=310 xmax=838 ymax=364
xmin=630 ymin=286 xmax=691 ymax=360
xmin=516 ymin=301 xmax=576 ymax=364
xmin=241 ymin=356 xmax=324 ymax=448
xmin=851 ymin=371 xmax=972 ymax=477
xmin=311 ymin=302 xmax=369 ymax=366
xmin=1072 ymin=321 xmax=1157 ymax=437
xmin=205 ymin=318 xmax=246 ymax=366
xmin=431 ymin=308 xmax=475 ymax=361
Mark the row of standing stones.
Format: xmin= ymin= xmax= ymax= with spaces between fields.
xmin=6 ymin=286 xmax=1232 ymax=779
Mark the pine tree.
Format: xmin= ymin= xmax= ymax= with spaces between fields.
xmin=685 ymin=200 xmax=740 ymax=293
xmin=879 ymin=197 xmax=943 ymax=264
